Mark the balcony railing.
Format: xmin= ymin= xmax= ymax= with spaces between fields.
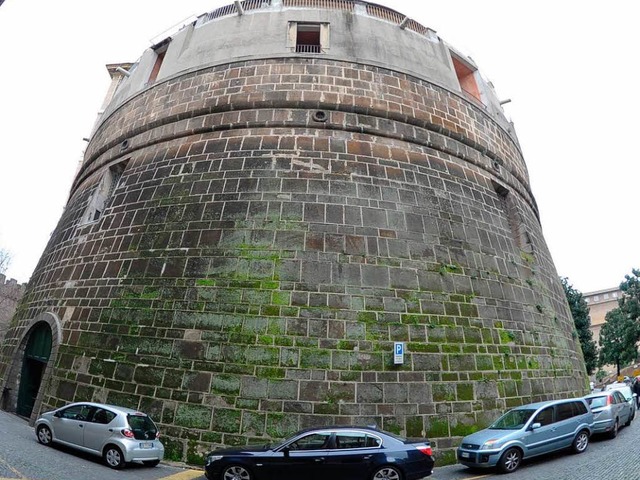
xmin=198 ymin=0 xmax=273 ymax=24
xmin=295 ymin=44 xmax=322 ymax=53
xmin=283 ymin=0 xmax=354 ymax=10
xmin=196 ymin=0 xmax=433 ymax=40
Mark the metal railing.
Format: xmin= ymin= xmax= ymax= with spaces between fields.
xmin=366 ymin=4 xmax=428 ymax=35
xmin=198 ymin=0 xmax=272 ymax=24
xmin=196 ymin=0 xmax=432 ymax=39
xmin=295 ymin=44 xmax=322 ymax=53
xmin=283 ymin=0 xmax=354 ymax=10
xmin=365 ymin=4 xmax=403 ymax=24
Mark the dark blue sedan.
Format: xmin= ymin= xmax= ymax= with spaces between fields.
xmin=204 ymin=426 xmax=434 ymax=480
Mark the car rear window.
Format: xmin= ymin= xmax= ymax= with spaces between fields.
xmin=127 ymin=414 xmax=158 ymax=440
xmin=586 ymin=397 xmax=607 ymax=408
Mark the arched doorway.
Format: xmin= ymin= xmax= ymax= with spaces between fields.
xmin=16 ymin=322 xmax=52 ymax=418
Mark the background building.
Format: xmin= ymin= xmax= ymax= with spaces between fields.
xmin=584 ymin=286 xmax=621 ymax=345
xmin=0 ymin=0 xmax=587 ymax=463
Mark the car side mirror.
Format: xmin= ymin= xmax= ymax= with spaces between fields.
xmin=282 ymin=446 xmax=290 ymax=458
xmin=53 ymin=411 xmax=62 ymax=418
xmin=530 ymin=422 xmax=542 ymax=430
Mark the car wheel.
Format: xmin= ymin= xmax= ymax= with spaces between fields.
xmin=571 ymin=430 xmax=589 ymax=454
xmin=142 ymin=460 xmax=160 ymax=467
xmin=371 ymin=466 xmax=402 ymax=480
xmin=36 ymin=425 xmax=53 ymax=446
xmin=498 ymin=447 xmax=522 ymax=473
xmin=103 ymin=445 xmax=126 ymax=469
xmin=608 ymin=419 xmax=619 ymax=439
xmin=222 ymin=464 xmax=252 ymax=480
xmin=625 ymin=410 xmax=633 ymax=427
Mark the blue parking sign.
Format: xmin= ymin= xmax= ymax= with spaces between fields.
xmin=394 ymin=342 xmax=404 ymax=364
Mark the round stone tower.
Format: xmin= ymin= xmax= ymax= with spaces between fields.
xmin=0 ymin=0 xmax=588 ymax=464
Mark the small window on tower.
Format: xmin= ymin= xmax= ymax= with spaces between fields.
xmin=148 ymin=51 xmax=166 ymax=84
xmin=297 ymin=23 xmax=321 ymax=52
xmin=148 ymin=38 xmax=171 ymax=85
xmin=450 ymin=53 xmax=482 ymax=103
xmin=82 ymin=160 xmax=129 ymax=224
xmin=287 ymin=22 xmax=329 ymax=54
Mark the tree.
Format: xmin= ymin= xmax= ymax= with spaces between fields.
xmin=599 ymin=307 xmax=637 ymax=376
xmin=561 ymin=277 xmax=598 ymax=374
xmin=619 ymin=268 xmax=640 ymax=331
xmin=0 ymin=248 xmax=9 ymax=275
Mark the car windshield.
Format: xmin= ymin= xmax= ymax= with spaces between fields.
xmin=490 ymin=409 xmax=536 ymax=429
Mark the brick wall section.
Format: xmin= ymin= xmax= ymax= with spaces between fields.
xmin=0 ymin=58 xmax=586 ymax=465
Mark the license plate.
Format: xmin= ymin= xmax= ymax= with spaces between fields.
xmin=140 ymin=442 xmax=153 ymax=449
xmin=460 ymin=451 xmax=470 ymax=458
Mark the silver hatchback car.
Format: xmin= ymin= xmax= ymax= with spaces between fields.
xmin=34 ymin=402 xmax=164 ymax=469
xmin=584 ymin=390 xmax=634 ymax=438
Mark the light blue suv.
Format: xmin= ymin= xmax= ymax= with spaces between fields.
xmin=457 ymin=398 xmax=593 ymax=473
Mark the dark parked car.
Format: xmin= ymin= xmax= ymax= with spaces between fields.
xmin=204 ymin=426 xmax=434 ymax=480
xmin=34 ymin=402 xmax=164 ymax=469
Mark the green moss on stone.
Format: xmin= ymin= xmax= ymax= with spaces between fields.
xmin=357 ymin=311 xmax=377 ymax=323
xmin=427 ymin=417 xmax=449 ymax=437
xmin=432 ymin=384 xmax=456 ymax=402
xmin=382 ymin=419 xmax=402 ymax=435
xmin=185 ymin=440 xmax=205 ymax=465
xmin=211 ymin=408 xmax=241 ymax=433
xmin=256 ymin=367 xmax=285 ymax=379
xmin=476 ymin=355 xmax=493 ymax=370
xmin=175 ymin=404 xmax=212 ymax=429
xmin=261 ymin=305 xmax=280 ymax=316
xmin=416 ymin=342 xmax=442 ymax=353
xmin=499 ymin=329 xmax=516 ymax=344
xmin=162 ymin=437 xmax=184 ymax=462
xmin=245 ymin=346 xmax=279 ymax=365
xmin=211 ymin=374 xmax=241 ymax=395
xmin=406 ymin=416 xmax=424 ymax=437
xmin=459 ymin=303 xmax=478 ymax=317
xmin=457 ymin=384 xmax=474 ymax=401
xmin=300 ymin=348 xmax=331 ymax=369
xmin=437 ymin=450 xmax=457 ymax=466
xmin=315 ymin=403 xmax=339 ymax=414
xmin=272 ymin=291 xmax=290 ymax=305
xmin=266 ymin=413 xmax=298 ymax=438
xmin=451 ymin=423 xmax=480 ymax=437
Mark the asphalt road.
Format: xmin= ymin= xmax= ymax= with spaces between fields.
xmin=1 ymin=408 xmax=639 ymax=480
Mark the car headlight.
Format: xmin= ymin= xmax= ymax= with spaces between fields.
xmin=205 ymin=455 xmax=223 ymax=465
xmin=481 ymin=438 xmax=502 ymax=449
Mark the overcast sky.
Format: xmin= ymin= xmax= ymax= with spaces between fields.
xmin=0 ymin=1 xmax=637 ymax=294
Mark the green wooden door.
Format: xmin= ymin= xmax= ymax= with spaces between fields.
xmin=17 ymin=323 xmax=52 ymax=417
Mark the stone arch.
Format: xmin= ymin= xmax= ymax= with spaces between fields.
xmin=0 ymin=312 xmax=62 ymax=425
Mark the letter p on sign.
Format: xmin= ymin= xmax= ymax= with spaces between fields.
xmin=394 ymin=342 xmax=404 ymax=365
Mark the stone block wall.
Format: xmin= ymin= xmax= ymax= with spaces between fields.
xmin=0 ymin=58 xmax=587 ymax=465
